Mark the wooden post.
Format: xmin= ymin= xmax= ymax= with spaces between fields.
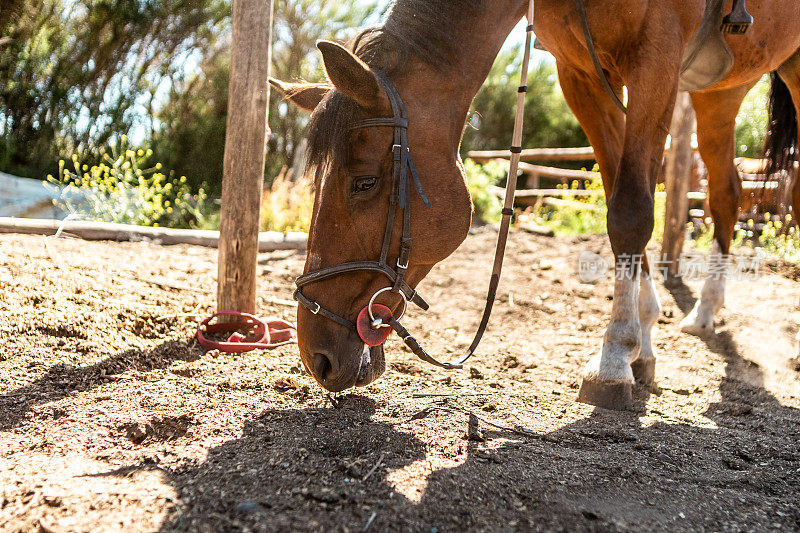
xmin=217 ymin=0 xmax=274 ymax=314
xmin=661 ymin=92 xmax=696 ymax=286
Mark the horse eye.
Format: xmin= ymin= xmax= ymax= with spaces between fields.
xmin=352 ymin=176 xmax=378 ymax=193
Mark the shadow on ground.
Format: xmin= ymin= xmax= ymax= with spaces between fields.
xmin=0 ymin=340 xmax=200 ymax=431
xmin=153 ymin=337 xmax=800 ymax=532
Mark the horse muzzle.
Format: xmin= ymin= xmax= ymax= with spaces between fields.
xmin=301 ymin=332 xmax=386 ymax=392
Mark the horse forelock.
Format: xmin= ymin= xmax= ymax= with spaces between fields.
xmin=304 ymin=0 xmax=485 ymax=178
xmin=305 ymin=91 xmax=361 ymax=178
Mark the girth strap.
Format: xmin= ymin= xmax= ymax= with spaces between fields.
xmin=574 ymin=0 xmax=626 ymax=114
xmin=349 ymin=117 xmax=408 ymax=129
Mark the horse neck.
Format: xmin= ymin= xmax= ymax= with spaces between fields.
xmin=449 ymin=0 xmax=531 ymax=102
xmin=394 ymin=0 xmax=530 ymax=149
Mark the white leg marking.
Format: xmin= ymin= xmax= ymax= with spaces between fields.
xmin=797 ymin=330 xmax=800 ymax=360
xmin=583 ymin=273 xmax=640 ymax=384
xmin=637 ymin=271 xmax=660 ymax=362
xmin=680 ymin=242 xmax=727 ymax=336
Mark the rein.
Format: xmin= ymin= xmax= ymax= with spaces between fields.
xmin=196 ymin=311 xmax=296 ymax=352
xmin=293 ymin=2 xmax=537 ymax=370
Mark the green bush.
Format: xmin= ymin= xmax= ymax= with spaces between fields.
xmin=684 ymin=215 xmax=797 ymax=263
xmin=758 ymin=216 xmax=800 ymax=262
xmin=517 ymin=169 xmax=606 ymax=236
xmin=48 ymin=137 xmax=212 ymax=229
xmin=463 ymin=159 xmax=506 ymax=223
xmin=735 ymin=75 xmax=770 ymax=158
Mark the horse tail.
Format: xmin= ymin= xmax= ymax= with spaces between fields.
xmin=763 ymin=71 xmax=798 ymax=178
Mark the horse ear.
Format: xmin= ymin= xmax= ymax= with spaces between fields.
xmin=317 ymin=40 xmax=383 ymax=108
xmin=269 ymin=78 xmax=331 ymax=112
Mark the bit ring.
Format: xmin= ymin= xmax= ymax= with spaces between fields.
xmin=368 ymin=287 xmax=407 ymax=327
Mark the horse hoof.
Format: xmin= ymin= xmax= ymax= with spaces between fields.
xmin=679 ymin=319 xmax=715 ymax=336
xmin=679 ymin=304 xmax=715 ymax=336
xmin=631 ymin=356 xmax=655 ymax=384
xmin=577 ymin=378 xmax=632 ymax=411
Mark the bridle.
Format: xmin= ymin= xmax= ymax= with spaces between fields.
xmin=294 ymin=2 xmax=536 ymax=370
xmin=295 ymin=70 xmax=458 ymax=368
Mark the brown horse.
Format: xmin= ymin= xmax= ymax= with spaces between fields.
xmin=271 ymin=0 xmax=800 ymax=410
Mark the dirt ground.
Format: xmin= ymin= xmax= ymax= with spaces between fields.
xmin=1 ymin=228 xmax=799 ymax=532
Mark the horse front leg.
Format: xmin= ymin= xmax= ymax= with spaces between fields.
xmin=558 ymin=63 xmax=664 ymax=405
xmin=576 ymin=45 xmax=682 ymax=410
xmin=578 ymin=257 xmax=647 ymax=410
xmin=632 ymin=261 xmax=660 ymax=384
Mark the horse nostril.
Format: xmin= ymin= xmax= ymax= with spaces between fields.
xmin=311 ymin=352 xmax=334 ymax=381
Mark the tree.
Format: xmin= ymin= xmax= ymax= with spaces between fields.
xmin=152 ymin=0 xmax=375 ymax=197
xmin=0 ymin=0 xmax=25 ymax=29
xmin=0 ymin=0 xmax=229 ymax=178
xmin=150 ymin=50 xmax=230 ymax=197
xmin=462 ymin=47 xmax=587 ymax=156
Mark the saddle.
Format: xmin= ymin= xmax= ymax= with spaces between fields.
xmin=679 ymin=0 xmax=735 ymax=92
xmin=535 ymin=0 xmax=750 ymax=93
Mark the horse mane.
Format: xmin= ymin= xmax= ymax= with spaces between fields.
xmin=305 ymin=0 xmax=484 ymax=176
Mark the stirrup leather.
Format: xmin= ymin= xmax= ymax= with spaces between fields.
xmin=721 ymin=0 xmax=753 ymax=34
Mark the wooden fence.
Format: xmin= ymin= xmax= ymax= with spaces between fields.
xmin=466 ymin=91 xmax=793 ymax=283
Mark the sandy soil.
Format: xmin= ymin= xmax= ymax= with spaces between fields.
xmin=1 ymin=229 xmax=799 ymax=532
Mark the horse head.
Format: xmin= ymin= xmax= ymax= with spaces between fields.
xmin=272 ymin=40 xmax=472 ymax=391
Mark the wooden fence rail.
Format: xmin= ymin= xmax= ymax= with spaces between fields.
xmin=467 ymin=146 xmax=596 ymax=163
xmin=0 ymin=218 xmax=307 ymax=251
